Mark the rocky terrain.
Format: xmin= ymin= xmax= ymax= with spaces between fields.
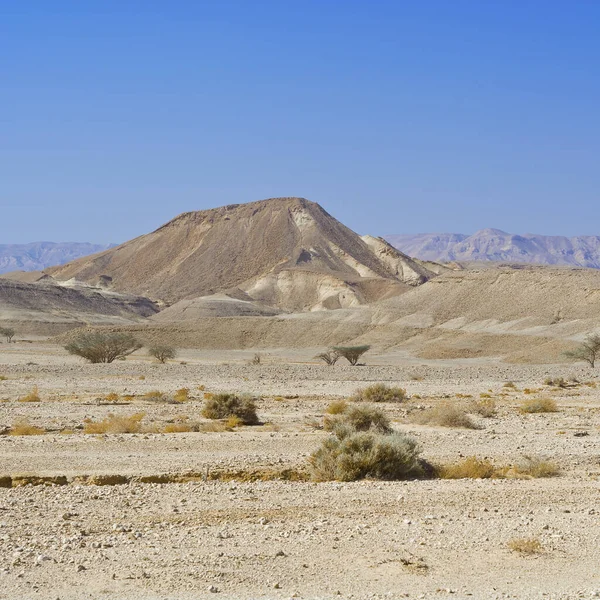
xmin=0 ymin=242 xmax=114 ymax=275
xmin=1 ymin=342 xmax=600 ymax=599
xmin=386 ymin=230 xmax=600 ymax=269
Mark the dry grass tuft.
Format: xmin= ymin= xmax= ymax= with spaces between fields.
xmin=508 ymin=537 xmax=543 ymax=554
xmin=326 ymin=399 xmax=348 ymax=414
xmin=83 ymin=412 xmax=145 ymax=434
xmin=352 ymin=383 xmax=407 ymax=403
xmin=104 ymin=392 xmax=120 ymax=402
xmin=199 ymin=421 xmax=230 ymax=432
xmin=173 ymin=388 xmax=190 ymax=403
xmin=9 ymin=419 xmax=45 ymax=436
xmin=142 ymin=390 xmax=166 ymax=402
xmin=437 ymin=457 xmax=498 ymax=479
xmin=503 ymin=381 xmax=517 ymax=389
xmin=324 ymin=405 xmax=392 ymax=435
xmin=519 ymin=398 xmax=558 ymax=414
xmin=544 ymin=377 xmax=568 ymax=388
xmin=18 ymin=386 xmax=41 ymax=403
xmin=470 ymin=398 xmax=497 ymax=418
xmin=437 ymin=455 xmax=559 ymax=480
xmin=415 ymin=402 xmax=477 ymax=429
xmin=163 ymin=423 xmax=193 ymax=433
xmin=225 ymin=415 xmax=244 ymax=429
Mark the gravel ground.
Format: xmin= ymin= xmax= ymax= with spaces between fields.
xmin=1 ymin=343 xmax=600 ymax=599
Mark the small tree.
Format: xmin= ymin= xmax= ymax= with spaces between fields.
xmin=331 ymin=345 xmax=371 ymax=366
xmin=563 ymin=334 xmax=600 ymax=368
xmin=65 ymin=331 xmax=142 ymax=364
xmin=0 ymin=327 xmax=15 ymax=343
xmin=148 ymin=345 xmax=177 ymax=364
xmin=315 ymin=350 xmax=340 ymax=366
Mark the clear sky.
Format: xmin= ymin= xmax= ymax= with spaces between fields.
xmin=2 ymin=1 xmax=599 ymax=243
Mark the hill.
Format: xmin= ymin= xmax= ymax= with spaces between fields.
xmin=0 ymin=279 xmax=158 ymax=336
xmin=0 ymin=242 xmax=114 ymax=275
xmin=386 ymin=230 xmax=600 ymax=268
xmin=46 ymin=197 xmax=438 ymax=311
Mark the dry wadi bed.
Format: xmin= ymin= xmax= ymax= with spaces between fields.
xmin=1 ymin=343 xmax=600 ymax=600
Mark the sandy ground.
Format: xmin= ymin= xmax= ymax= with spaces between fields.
xmin=1 ymin=342 xmax=600 ymax=599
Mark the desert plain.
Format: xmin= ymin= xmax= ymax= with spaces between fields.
xmin=1 ymin=340 xmax=599 ymax=600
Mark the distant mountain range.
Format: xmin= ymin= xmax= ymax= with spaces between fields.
xmin=385 ymin=229 xmax=600 ymax=269
xmin=0 ymin=242 xmax=114 ymax=274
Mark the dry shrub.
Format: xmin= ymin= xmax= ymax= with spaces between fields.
xmin=471 ymin=398 xmax=497 ymax=418
xmin=163 ymin=423 xmax=193 ymax=433
xmin=84 ymin=412 xmax=145 ymax=434
xmin=437 ymin=455 xmax=559 ymax=480
xmin=325 ymin=405 xmax=392 ymax=435
xmin=479 ymin=392 xmax=492 ymax=399
xmin=18 ymin=386 xmax=41 ymax=402
xmin=503 ymin=381 xmax=517 ymax=389
xmin=197 ymin=385 xmax=206 ymax=391
xmin=326 ymin=400 xmax=348 ymax=414
xmin=202 ymin=393 xmax=259 ymax=425
xmin=508 ymin=537 xmax=543 ymax=554
xmin=352 ymin=383 xmax=407 ymax=403
xmin=173 ymin=388 xmax=190 ymax=403
xmin=519 ymin=398 xmax=558 ymax=414
xmin=455 ymin=393 xmax=473 ymax=399
xmin=65 ymin=331 xmax=142 ymax=363
xmin=415 ymin=402 xmax=477 ymax=429
xmin=142 ymin=390 xmax=166 ymax=402
xmin=203 ymin=392 xmax=214 ymax=400
xmin=273 ymin=396 xmax=285 ymax=402
xmin=0 ymin=375 xmax=8 ymax=381
xmin=544 ymin=377 xmax=567 ymax=388
xmin=437 ymin=457 xmax=498 ymax=479
xmin=225 ymin=415 xmax=244 ymax=429
xmin=503 ymin=456 xmax=559 ymax=479
xmin=9 ymin=419 xmax=45 ymax=436
xmin=148 ymin=345 xmax=176 ymax=363
xmin=105 ymin=392 xmax=120 ymax=402
xmin=199 ymin=421 xmax=229 ymax=432
xmin=309 ymin=431 xmax=425 ymax=482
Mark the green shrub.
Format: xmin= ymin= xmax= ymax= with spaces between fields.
xmin=309 ymin=431 xmax=424 ymax=482
xmin=65 ymin=331 xmax=142 ymax=363
xmin=202 ymin=393 xmax=259 ymax=425
xmin=352 ymin=383 xmax=407 ymax=403
xmin=331 ymin=345 xmax=370 ymax=366
xmin=325 ymin=405 xmax=392 ymax=436
xmin=414 ymin=402 xmax=477 ymax=429
xmin=148 ymin=345 xmax=177 ymax=363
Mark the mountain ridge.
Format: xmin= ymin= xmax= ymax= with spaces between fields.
xmin=385 ymin=230 xmax=600 ymax=268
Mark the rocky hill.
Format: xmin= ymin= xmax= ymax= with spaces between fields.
xmin=46 ymin=197 xmax=439 ymax=311
xmin=0 ymin=242 xmax=114 ymax=275
xmin=386 ymin=230 xmax=600 ymax=268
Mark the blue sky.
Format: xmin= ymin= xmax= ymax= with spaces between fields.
xmin=2 ymin=1 xmax=599 ymax=243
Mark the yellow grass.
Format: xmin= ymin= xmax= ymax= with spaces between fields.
xmin=9 ymin=419 xmax=45 ymax=436
xmin=325 ymin=400 xmax=348 ymax=414
xmin=437 ymin=456 xmax=559 ymax=480
xmin=519 ymin=398 xmax=558 ymax=414
xmin=105 ymin=392 xmax=120 ymax=402
xmin=173 ymin=388 xmax=190 ymax=402
xmin=18 ymin=386 xmax=41 ymax=402
xmin=83 ymin=412 xmax=145 ymax=434
xmin=142 ymin=390 xmax=166 ymax=402
xmin=415 ymin=402 xmax=477 ymax=429
xmin=163 ymin=423 xmax=193 ymax=433
xmin=508 ymin=537 xmax=543 ymax=554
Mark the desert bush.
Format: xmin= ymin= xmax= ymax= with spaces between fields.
xmin=437 ymin=457 xmax=498 ymax=479
xmin=142 ymin=390 xmax=167 ymax=402
xmin=543 ymin=377 xmax=568 ymax=388
xmin=163 ymin=423 xmax=193 ymax=433
xmin=325 ymin=405 xmax=392 ymax=436
xmin=352 ymin=383 xmax=407 ymax=403
xmin=315 ymin=350 xmax=340 ymax=366
xmin=83 ymin=412 xmax=145 ymax=434
xmin=505 ymin=455 xmax=559 ymax=478
xmin=104 ymin=392 xmax=120 ymax=402
xmin=148 ymin=345 xmax=177 ymax=363
xmin=173 ymin=388 xmax=190 ymax=403
xmin=519 ymin=398 xmax=558 ymax=414
xmin=0 ymin=327 xmax=15 ymax=343
xmin=508 ymin=537 xmax=543 ymax=554
xmin=563 ymin=334 xmax=600 ymax=368
xmin=503 ymin=381 xmax=517 ymax=389
xmin=9 ymin=419 xmax=45 ymax=436
xmin=202 ymin=393 xmax=259 ymax=425
xmin=309 ymin=429 xmax=425 ymax=482
xmin=199 ymin=421 xmax=230 ymax=432
xmin=331 ymin=345 xmax=370 ymax=366
xmin=325 ymin=399 xmax=348 ymax=414
xmin=65 ymin=331 xmax=142 ymax=364
xmin=415 ymin=402 xmax=477 ymax=429
xmin=470 ymin=398 xmax=497 ymax=418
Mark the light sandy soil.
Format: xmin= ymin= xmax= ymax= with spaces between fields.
xmin=1 ymin=343 xmax=600 ymax=599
